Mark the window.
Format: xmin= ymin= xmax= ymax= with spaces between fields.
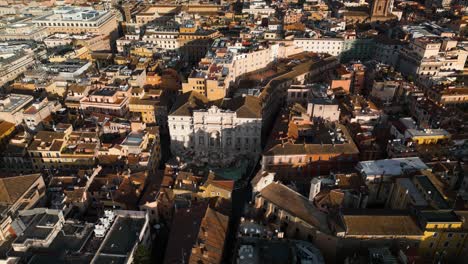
xmin=448 ymin=233 xmax=453 ymax=238
xmin=443 ymin=242 xmax=449 ymax=247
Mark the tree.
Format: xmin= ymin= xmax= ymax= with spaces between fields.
xmin=133 ymin=245 xmax=151 ymax=264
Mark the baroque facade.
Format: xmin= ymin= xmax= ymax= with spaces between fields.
xmin=169 ymin=92 xmax=262 ymax=166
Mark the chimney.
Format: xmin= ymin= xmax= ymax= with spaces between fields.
xmin=308 ymin=178 xmax=321 ymax=201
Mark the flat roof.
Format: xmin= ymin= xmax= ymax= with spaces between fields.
xmin=99 ymin=216 xmax=145 ymax=256
xmin=28 ymin=222 xmax=94 ymax=264
xmin=122 ymin=132 xmax=144 ymax=146
xmin=357 ymin=157 xmax=429 ymax=177
xmin=406 ymin=128 xmax=450 ymax=138
xmin=342 ymin=210 xmax=423 ymax=236
xmin=93 ymin=89 xmax=117 ymax=97
xmin=14 ymin=213 xmax=59 ymax=244
xmin=418 ymin=210 xmax=461 ymax=223
xmin=0 ymin=94 xmax=33 ymax=113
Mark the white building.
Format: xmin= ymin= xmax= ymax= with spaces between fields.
xmin=43 ymin=33 xmax=74 ymax=48
xmin=32 ymin=6 xmax=117 ymax=36
xmin=0 ymin=94 xmax=34 ymax=125
xmin=169 ymin=92 xmax=262 ymax=166
xmin=307 ymin=98 xmax=340 ymax=122
xmin=242 ymin=1 xmax=276 ymax=17
xmin=0 ymin=50 xmax=36 ymax=87
xmin=398 ymin=37 xmax=467 ymax=85
xmin=116 ymin=34 xmax=140 ymax=53
xmin=293 ymin=38 xmax=344 ymax=57
xmin=0 ymin=22 xmax=49 ymax=42
xmin=23 ymin=98 xmax=62 ymax=131
xmin=142 ymin=24 xmax=180 ymax=50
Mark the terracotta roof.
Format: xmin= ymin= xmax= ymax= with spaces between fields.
xmin=97 ymin=155 xmax=120 ymax=164
xmin=164 ymin=202 xmax=209 ymax=264
xmin=170 ymin=91 xmax=209 ymax=116
xmin=221 ymin=95 xmax=261 ymax=118
xmin=341 ymin=210 xmax=423 ymax=236
xmin=0 ymin=174 xmax=41 ymax=204
xmin=315 ymin=189 xmax=345 ymax=209
xmin=34 ymin=131 xmax=65 ymax=142
xmin=189 ymin=207 xmax=229 ymax=264
xmin=50 ymin=140 xmax=64 ymax=152
xmin=170 ymin=91 xmax=262 ymax=119
xmin=264 ymin=140 xmax=359 ymax=156
xmin=264 ymin=120 xmax=359 ymax=157
xmin=259 ymin=182 xmax=330 ymax=233
xmin=23 ymin=106 xmax=38 ymax=115
xmin=64 ymin=189 xmax=85 ymax=203
xmin=0 ymin=121 xmax=15 ymax=137
xmin=335 ymin=173 xmax=365 ymax=189
xmin=139 ymin=170 xmax=164 ymax=206
xmin=210 ymin=180 xmax=235 ymax=192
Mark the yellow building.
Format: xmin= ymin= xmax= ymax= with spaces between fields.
xmin=182 ymin=72 xmax=228 ymax=101
xmin=10 ymin=82 xmax=36 ymax=93
xmin=28 ymin=128 xmax=98 ymax=170
xmin=130 ymin=46 xmax=154 ymax=58
xmin=405 ymin=128 xmax=451 ymax=145
xmin=129 ymin=89 xmax=169 ymax=126
xmin=199 ymin=176 xmax=234 ymax=199
xmin=114 ymin=55 xmax=130 ymax=65
xmin=146 ymin=71 xmax=162 ymax=86
xmin=0 ymin=121 xmax=15 ymax=147
xmin=129 ymin=97 xmax=158 ymax=124
xmin=45 ymin=81 xmax=68 ymax=97
xmin=417 ymin=210 xmax=466 ymax=262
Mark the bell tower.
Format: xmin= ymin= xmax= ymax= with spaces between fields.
xmin=370 ymin=0 xmax=393 ymax=17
